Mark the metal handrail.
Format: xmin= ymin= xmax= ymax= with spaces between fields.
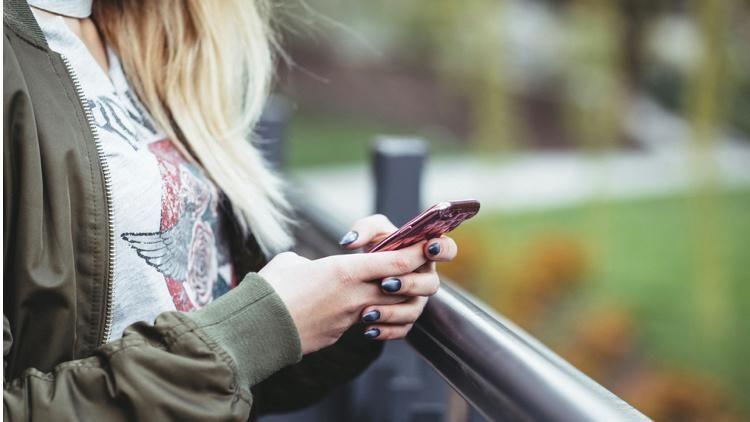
xmin=291 ymin=191 xmax=650 ymax=422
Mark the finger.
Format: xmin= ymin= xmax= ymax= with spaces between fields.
xmin=379 ymin=272 xmax=439 ymax=297
xmin=423 ymin=236 xmax=458 ymax=262
xmin=361 ymin=296 xmax=427 ymax=324
xmin=363 ymin=323 xmax=414 ymax=340
xmin=415 ymin=261 xmax=436 ymax=274
xmin=358 ymin=282 xmax=410 ymax=307
xmin=339 ymin=214 xmax=398 ymax=249
xmin=337 ymin=241 xmax=428 ymax=280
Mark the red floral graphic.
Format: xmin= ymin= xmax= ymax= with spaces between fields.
xmin=121 ymin=139 xmax=233 ymax=311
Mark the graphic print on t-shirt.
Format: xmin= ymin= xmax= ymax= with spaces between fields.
xmin=33 ymin=8 xmax=239 ymax=339
xmin=121 ymin=139 xmax=236 ymax=311
xmin=87 ymin=93 xmax=157 ymax=151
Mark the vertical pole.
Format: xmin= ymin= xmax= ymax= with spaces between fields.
xmin=359 ymin=137 xmax=446 ymax=422
xmin=255 ymin=95 xmax=291 ymax=171
xmin=372 ymin=137 xmax=428 ymax=225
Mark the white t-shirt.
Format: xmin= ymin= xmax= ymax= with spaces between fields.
xmin=32 ymin=9 xmax=237 ymax=341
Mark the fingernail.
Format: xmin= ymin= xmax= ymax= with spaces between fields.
xmin=339 ymin=230 xmax=359 ymax=246
xmin=364 ymin=328 xmax=380 ymax=339
xmin=427 ymin=242 xmax=441 ymax=256
xmin=362 ymin=310 xmax=381 ymax=322
xmin=381 ymin=277 xmax=402 ymax=293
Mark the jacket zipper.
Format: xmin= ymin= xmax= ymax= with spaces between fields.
xmin=60 ymin=55 xmax=116 ymax=345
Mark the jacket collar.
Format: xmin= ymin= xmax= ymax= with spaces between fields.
xmin=4 ymin=0 xmax=50 ymax=49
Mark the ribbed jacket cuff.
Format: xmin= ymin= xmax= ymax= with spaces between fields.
xmin=186 ymin=273 xmax=302 ymax=390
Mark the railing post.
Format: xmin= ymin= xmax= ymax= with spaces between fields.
xmin=255 ymin=95 xmax=291 ymax=171
xmin=372 ymin=137 xmax=428 ymax=225
xmin=348 ymin=136 xmax=450 ymax=422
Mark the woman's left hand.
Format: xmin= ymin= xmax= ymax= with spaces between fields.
xmin=339 ymin=214 xmax=458 ymax=340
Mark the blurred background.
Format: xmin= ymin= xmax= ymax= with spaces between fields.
xmin=270 ymin=1 xmax=750 ymax=420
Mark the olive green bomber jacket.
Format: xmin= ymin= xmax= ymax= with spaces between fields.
xmin=2 ymin=0 xmax=382 ymax=419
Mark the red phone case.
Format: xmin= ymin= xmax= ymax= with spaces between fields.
xmin=367 ymin=199 xmax=480 ymax=253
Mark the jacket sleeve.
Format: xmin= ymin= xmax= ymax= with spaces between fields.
xmin=252 ymin=321 xmax=384 ymax=414
xmin=3 ymin=273 xmax=303 ymax=422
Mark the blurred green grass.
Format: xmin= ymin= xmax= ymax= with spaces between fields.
xmin=287 ymin=110 xmax=464 ymax=168
xmin=455 ymin=188 xmax=750 ymax=404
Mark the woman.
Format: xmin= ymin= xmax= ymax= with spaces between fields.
xmin=3 ymin=0 xmax=458 ymax=420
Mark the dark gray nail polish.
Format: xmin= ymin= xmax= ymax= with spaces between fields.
xmin=364 ymin=328 xmax=380 ymax=339
xmin=427 ymin=242 xmax=441 ymax=256
xmin=362 ymin=310 xmax=380 ymax=322
xmin=381 ymin=277 xmax=402 ymax=293
xmin=339 ymin=230 xmax=359 ymax=246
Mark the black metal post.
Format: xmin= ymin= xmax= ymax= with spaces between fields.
xmin=371 ymin=137 xmax=428 ymax=225
xmin=346 ymin=136 xmax=451 ymax=422
xmin=255 ymin=95 xmax=291 ymax=170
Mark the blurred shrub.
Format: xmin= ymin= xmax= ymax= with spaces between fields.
xmin=436 ymin=228 xmax=486 ymax=293
xmin=436 ymin=207 xmax=749 ymax=420
xmin=562 ymin=306 xmax=636 ymax=381
xmin=503 ymin=233 xmax=588 ymax=329
xmin=619 ymin=370 xmax=744 ymax=421
xmin=561 ymin=308 xmax=744 ymax=421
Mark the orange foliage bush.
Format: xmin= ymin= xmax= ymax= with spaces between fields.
xmin=561 ymin=307 xmax=744 ymax=421
xmin=618 ymin=370 xmax=744 ymax=421
xmin=437 ymin=228 xmax=486 ymax=292
xmin=504 ymin=233 xmax=588 ymax=328
xmin=563 ymin=307 xmax=635 ymax=380
xmin=439 ymin=225 xmax=746 ymax=420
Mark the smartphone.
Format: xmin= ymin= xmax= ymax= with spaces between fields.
xmin=367 ymin=199 xmax=480 ymax=253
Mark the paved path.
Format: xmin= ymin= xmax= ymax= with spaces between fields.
xmin=290 ymin=98 xmax=750 ymax=227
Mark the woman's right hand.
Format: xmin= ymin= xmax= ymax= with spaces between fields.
xmin=259 ymin=242 xmax=430 ymax=355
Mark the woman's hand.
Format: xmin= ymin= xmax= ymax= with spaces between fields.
xmin=338 ymin=214 xmax=458 ymax=341
xmin=259 ymin=241 xmax=427 ymax=354
xmin=260 ymin=214 xmax=457 ymax=355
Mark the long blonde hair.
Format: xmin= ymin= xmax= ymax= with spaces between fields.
xmin=94 ymin=0 xmax=292 ymax=256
